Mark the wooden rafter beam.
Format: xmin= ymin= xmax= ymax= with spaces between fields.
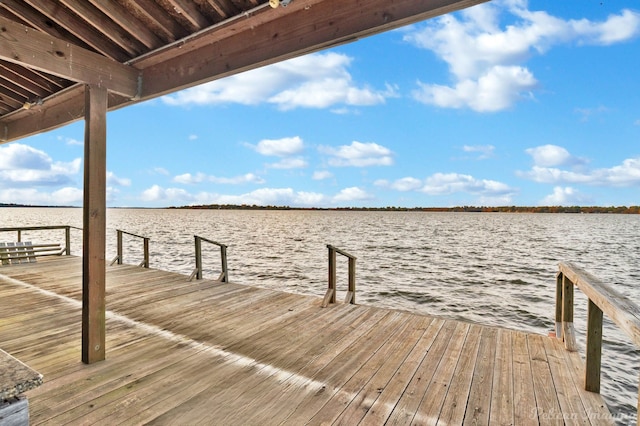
xmin=140 ymin=0 xmax=487 ymax=97
xmin=0 ymin=15 xmax=140 ymax=97
xmin=0 ymin=0 xmax=486 ymax=143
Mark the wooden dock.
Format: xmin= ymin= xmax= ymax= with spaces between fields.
xmin=0 ymin=256 xmax=613 ymax=425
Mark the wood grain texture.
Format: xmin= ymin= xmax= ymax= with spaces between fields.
xmin=82 ymin=84 xmax=107 ymax=364
xmin=0 ymin=257 xmax=615 ymax=424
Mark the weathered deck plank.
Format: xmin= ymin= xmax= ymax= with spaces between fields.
xmin=0 ymin=257 xmax=615 ymax=425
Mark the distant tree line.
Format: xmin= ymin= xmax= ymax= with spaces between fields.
xmin=171 ymin=204 xmax=640 ymax=214
xmin=2 ymin=203 xmax=638 ymax=213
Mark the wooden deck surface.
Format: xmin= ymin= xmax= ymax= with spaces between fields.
xmin=0 ymin=256 xmax=613 ymax=425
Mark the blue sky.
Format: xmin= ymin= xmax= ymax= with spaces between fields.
xmin=1 ymin=0 xmax=639 ymax=208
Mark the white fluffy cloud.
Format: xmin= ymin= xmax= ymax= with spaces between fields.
xmin=161 ymin=52 xmax=395 ymax=111
xmin=141 ymin=185 xmax=194 ymax=203
xmin=0 ymin=143 xmax=132 ymax=206
xmin=525 ymin=144 xmax=586 ymax=167
xmin=540 ymin=186 xmax=592 ymax=206
xmin=421 ymin=173 xmax=515 ymax=196
xmin=519 ymin=145 xmax=640 ymax=186
xmin=332 ymin=187 xmax=373 ymax=203
xmin=413 ymin=65 xmax=536 ymax=112
xmin=252 ymin=137 xmax=304 ymax=157
xmin=405 ymin=2 xmax=640 ymax=111
xmin=107 ymin=172 xmax=131 ymax=187
xmin=139 ymin=185 xmax=371 ymax=207
xmin=521 ymin=158 xmax=640 ymax=186
xmin=389 ymin=177 xmax=423 ymax=192
xmin=247 ymin=136 xmax=308 ymax=169
xmin=312 ymin=170 xmax=333 ymax=180
xmin=0 ymin=143 xmax=81 ymax=187
xmin=173 ymin=172 xmax=265 ymax=185
xmin=0 ymin=187 xmax=83 ymax=205
xmin=267 ymin=158 xmax=308 ymax=170
xmin=378 ymin=172 xmax=516 ymax=201
xmin=320 ymin=141 xmax=394 ymax=167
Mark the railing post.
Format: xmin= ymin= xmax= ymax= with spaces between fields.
xmin=65 ymin=226 xmax=71 ymax=255
xmin=195 ymin=236 xmax=202 ymax=280
xmin=17 ymin=230 xmax=21 ymax=242
xmin=555 ymin=272 xmax=563 ymax=337
xmin=142 ymin=237 xmax=150 ymax=268
xmin=329 ymin=246 xmax=336 ymax=304
xmin=585 ymin=299 xmax=603 ymax=392
xmin=561 ymin=274 xmax=578 ymax=351
xmin=323 ymin=245 xmax=337 ymax=307
xmin=116 ymin=230 xmax=123 ymax=265
xmin=346 ymin=256 xmax=356 ymax=305
xmin=220 ymin=244 xmax=228 ymax=282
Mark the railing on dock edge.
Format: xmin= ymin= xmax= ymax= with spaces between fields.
xmin=0 ymin=225 xmax=79 ymax=256
xmin=322 ymin=244 xmax=356 ymax=308
xmin=189 ymin=235 xmax=228 ymax=283
xmin=555 ymin=262 xmax=640 ymax=422
xmin=110 ymin=229 xmax=149 ymax=268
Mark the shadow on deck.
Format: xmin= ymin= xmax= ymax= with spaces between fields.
xmin=0 ymin=256 xmax=613 ymax=425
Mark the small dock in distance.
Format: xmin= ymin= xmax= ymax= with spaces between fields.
xmin=0 ymin=256 xmax=614 ymax=425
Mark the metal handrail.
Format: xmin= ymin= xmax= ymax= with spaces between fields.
xmin=0 ymin=225 xmax=80 ymax=255
xmin=110 ymin=229 xmax=149 ymax=268
xmin=189 ymin=235 xmax=228 ymax=282
xmin=322 ymin=244 xmax=356 ymax=307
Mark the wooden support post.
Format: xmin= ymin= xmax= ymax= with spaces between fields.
xmin=323 ymin=245 xmax=337 ymax=307
xmin=82 ymin=84 xmax=107 ymax=364
xmin=143 ymin=238 xmax=150 ymax=268
xmin=195 ymin=236 xmax=202 ymax=280
xmin=555 ymin=272 xmax=563 ymax=337
xmin=346 ymin=256 xmax=356 ymax=305
xmin=65 ymin=226 xmax=71 ymax=255
xmin=561 ymin=274 xmax=577 ymax=352
xmin=585 ymin=299 xmax=603 ymax=392
xmin=328 ymin=246 xmax=337 ymax=304
xmin=116 ymin=230 xmax=123 ymax=265
xmin=220 ymin=244 xmax=228 ymax=282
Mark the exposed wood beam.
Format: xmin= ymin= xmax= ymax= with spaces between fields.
xmin=125 ymin=0 xmax=189 ymax=43
xmin=203 ymin=0 xmax=238 ymax=20
xmin=0 ymin=0 xmax=94 ymax=52
xmin=0 ymin=62 xmax=50 ymax=97
xmin=141 ymin=0 xmax=487 ymax=97
xmin=0 ymin=15 xmax=139 ymax=97
xmin=88 ymin=0 xmax=165 ymax=50
xmin=82 ymin=84 xmax=107 ymax=364
xmin=23 ymin=0 xmax=130 ymax=62
xmin=60 ymin=0 xmax=146 ymax=56
xmin=165 ymin=0 xmax=209 ymax=31
xmin=0 ymin=84 xmax=127 ymax=142
xmin=0 ymin=0 xmax=485 ymax=143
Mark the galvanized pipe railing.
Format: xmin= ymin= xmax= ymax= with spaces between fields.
xmin=0 ymin=225 xmax=79 ymax=255
xmin=189 ymin=235 xmax=228 ymax=282
xmin=555 ymin=262 xmax=640 ymax=423
xmin=322 ymin=244 xmax=356 ymax=307
xmin=110 ymin=229 xmax=149 ymax=268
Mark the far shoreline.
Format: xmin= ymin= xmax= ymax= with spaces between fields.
xmin=2 ymin=203 xmax=639 ymax=214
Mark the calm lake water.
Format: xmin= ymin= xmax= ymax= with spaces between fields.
xmin=2 ymin=207 xmax=639 ymax=423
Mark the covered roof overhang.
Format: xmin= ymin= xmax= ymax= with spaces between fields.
xmin=0 ymin=0 xmax=486 ymax=144
xmin=1 ymin=0 xmax=488 ymax=364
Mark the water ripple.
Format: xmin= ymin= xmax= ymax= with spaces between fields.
xmin=2 ymin=208 xmax=639 ymax=423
